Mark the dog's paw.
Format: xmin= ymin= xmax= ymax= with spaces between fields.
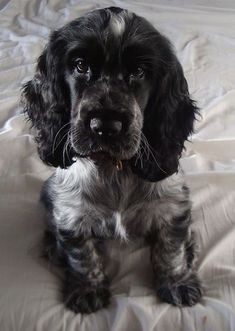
xmin=156 ymin=272 xmax=202 ymax=307
xmin=64 ymin=281 xmax=111 ymax=314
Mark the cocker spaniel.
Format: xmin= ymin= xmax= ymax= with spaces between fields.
xmin=22 ymin=7 xmax=202 ymax=313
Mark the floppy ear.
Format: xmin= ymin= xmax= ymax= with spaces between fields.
xmin=21 ymin=33 xmax=75 ymax=168
xmin=131 ymin=55 xmax=198 ymax=182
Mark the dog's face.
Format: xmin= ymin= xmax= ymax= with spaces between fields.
xmin=22 ymin=7 xmax=198 ymax=181
xmin=66 ymin=10 xmax=149 ymax=161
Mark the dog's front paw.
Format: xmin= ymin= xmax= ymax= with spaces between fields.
xmin=64 ymin=279 xmax=111 ymax=314
xmin=156 ymin=272 xmax=202 ymax=307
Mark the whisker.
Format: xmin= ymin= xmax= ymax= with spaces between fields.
xmin=52 ymin=122 xmax=71 ymax=155
xmin=65 ymin=134 xmax=72 ymax=165
xmin=52 ymin=131 xmax=69 ymax=156
xmin=134 ymin=128 xmax=168 ymax=175
xmin=62 ymin=139 xmax=67 ymax=168
xmin=141 ymin=132 xmax=168 ymax=174
xmin=140 ymin=135 xmax=150 ymax=161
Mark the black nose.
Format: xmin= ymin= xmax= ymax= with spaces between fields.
xmin=90 ymin=118 xmax=122 ymax=137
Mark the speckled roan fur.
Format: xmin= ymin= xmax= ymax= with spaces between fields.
xmin=41 ymin=159 xmax=201 ymax=312
xmin=22 ymin=7 xmax=202 ymax=313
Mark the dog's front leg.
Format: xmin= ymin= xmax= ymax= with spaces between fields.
xmin=150 ymin=211 xmax=202 ymax=306
xmin=60 ymin=234 xmax=110 ymax=313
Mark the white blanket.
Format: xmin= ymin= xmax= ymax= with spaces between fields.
xmin=1 ymin=1 xmax=235 ymax=330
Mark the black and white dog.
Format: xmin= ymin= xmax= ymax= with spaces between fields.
xmin=22 ymin=7 xmax=202 ymax=313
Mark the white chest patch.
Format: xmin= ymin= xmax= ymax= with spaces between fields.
xmin=114 ymin=211 xmax=128 ymax=242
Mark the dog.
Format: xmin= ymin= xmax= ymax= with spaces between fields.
xmin=22 ymin=6 xmax=202 ymax=313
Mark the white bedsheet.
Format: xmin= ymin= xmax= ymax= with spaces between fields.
xmin=0 ymin=1 xmax=235 ymax=330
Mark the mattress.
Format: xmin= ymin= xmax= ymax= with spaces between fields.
xmin=0 ymin=1 xmax=235 ymax=330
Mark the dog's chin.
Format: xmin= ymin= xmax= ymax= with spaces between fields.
xmin=77 ymin=149 xmax=126 ymax=163
xmin=88 ymin=151 xmax=120 ymax=167
xmin=73 ymin=144 xmax=138 ymax=169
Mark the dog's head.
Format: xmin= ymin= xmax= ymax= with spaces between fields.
xmin=22 ymin=7 xmax=198 ymax=181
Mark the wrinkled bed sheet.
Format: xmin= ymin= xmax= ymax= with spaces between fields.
xmin=0 ymin=1 xmax=235 ymax=330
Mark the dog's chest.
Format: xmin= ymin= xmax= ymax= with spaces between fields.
xmin=80 ymin=168 xmax=156 ymax=240
xmin=53 ymin=161 xmax=186 ymax=241
xmin=54 ymin=161 xmax=153 ymax=239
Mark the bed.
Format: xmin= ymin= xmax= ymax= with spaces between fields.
xmin=0 ymin=0 xmax=235 ymax=330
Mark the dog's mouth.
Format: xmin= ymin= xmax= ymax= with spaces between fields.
xmin=89 ymin=151 xmax=123 ymax=171
xmin=72 ymin=135 xmax=139 ymax=171
xmin=77 ymin=150 xmax=123 ymax=171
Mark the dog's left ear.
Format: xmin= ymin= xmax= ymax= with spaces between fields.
xmin=131 ymin=54 xmax=198 ymax=182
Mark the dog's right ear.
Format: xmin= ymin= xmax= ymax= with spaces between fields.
xmin=21 ymin=32 xmax=75 ymax=168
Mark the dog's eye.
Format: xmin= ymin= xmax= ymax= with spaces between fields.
xmin=129 ymin=67 xmax=145 ymax=79
xmin=75 ymin=59 xmax=89 ymax=74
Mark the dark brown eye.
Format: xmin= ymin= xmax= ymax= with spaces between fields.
xmin=130 ymin=67 xmax=145 ymax=79
xmin=76 ymin=59 xmax=89 ymax=74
